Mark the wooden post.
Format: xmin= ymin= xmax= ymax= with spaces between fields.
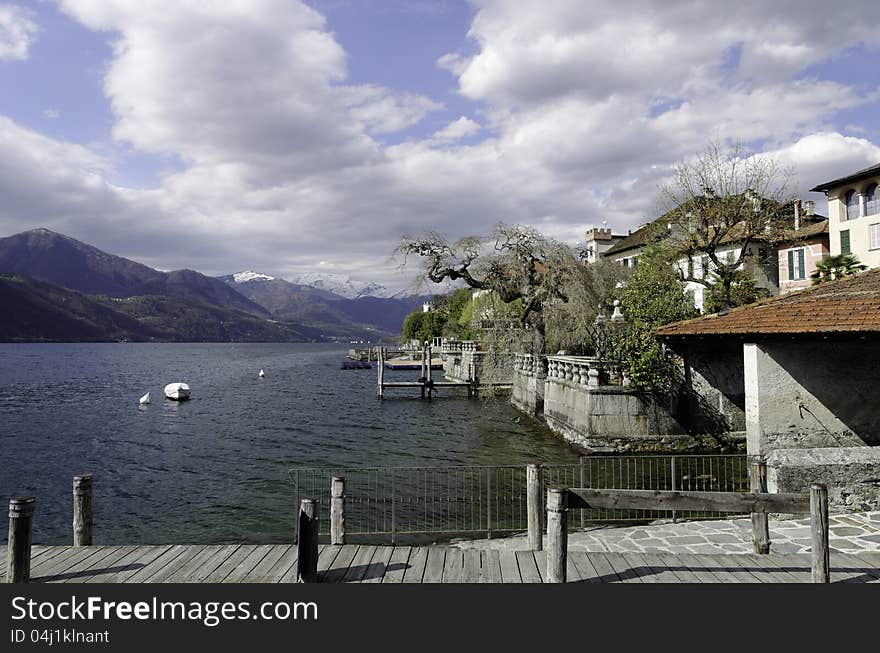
xmin=427 ymin=343 xmax=433 ymax=396
xmin=377 ymin=347 xmax=385 ymax=399
xmin=6 ymin=497 xmax=35 ymax=583
xmin=73 ymin=474 xmax=93 ymax=546
xmin=527 ymin=463 xmax=543 ymax=551
xmin=420 ymin=341 xmax=427 ymax=399
xmin=330 ymin=476 xmax=345 ymax=545
xmin=297 ymin=498 xmax=319 ymax=582
xmin=749 ymin=455 xmax=770 ymax=554
xmin=810 ymin=484 xmax=830 ymax=584
xmin=546 ymin=487 xmax=567 ymax=583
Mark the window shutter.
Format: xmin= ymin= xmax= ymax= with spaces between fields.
xmin=840 ymin=230 xmax=851 ymax=254
xmin=798 ymin=250 xmax=805 ymax=280
xmin=787 ymin=250 xmax=794 ymax=280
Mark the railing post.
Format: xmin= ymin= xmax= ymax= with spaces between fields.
xmin=330 ymin=476 xmax=345 ymax=545
xmin=297 ymin=499 xmax=319 ymax=582
xmin=6 ymin=497 xmax=35 ymax=583
xmin=527 ymin=462 xmax=543 ymax=551
xmin=579 ymin=456 xmax=585 ymax=530
xmin=546 ymin=487 xmax=567 ymax=583
xmin=670 ymin=455 xmax=677 ymax=524
xmin=73 ymin=474 xmax=93 ymax=546
xmin=749 ymin=455 xmax=770 ymax=554
xmin=391 ymin=469 xmax=396 ymax=545
xmin=486 ymin=467 xmax=492 ymax=540
xmin=810 ymin=484 xmax=830 ymax=584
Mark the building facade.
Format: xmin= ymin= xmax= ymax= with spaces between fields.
xmin=811 ymin=162 xmax=880 ymax=270
xmin=582 ymin=227 xmax=625 ymax=263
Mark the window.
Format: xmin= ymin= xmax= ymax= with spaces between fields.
xmin=631 ymin=257 xmax=638 ymax=268
xmin=687 ymin=257 xmax=694 ymax=278
xmin=871 ymin=223 xmax=880 ymax=250
xmin=788 ymin=249 xmax=805 ymax=280
xmin=701 ymin=256 xmax=710 ymax=279
xmin=840 ymin=229 xmax=851 ymax=255
xmin=867 ymin=184 xmax=879 ymax=216
xmin=845 ymin=190 xmax=859 ymax=221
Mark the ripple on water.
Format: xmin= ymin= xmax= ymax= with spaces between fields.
xmin=1 ymin=343 xmax=581 ymax=544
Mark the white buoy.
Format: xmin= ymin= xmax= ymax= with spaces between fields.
xmin=259 ymin=369 xmax=265 ymax=378
xmin=139 ymin=392 xmax=151 ymax=405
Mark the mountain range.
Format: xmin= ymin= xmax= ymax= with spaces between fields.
xmin=0 ymin=229 xmax=427 ymax=342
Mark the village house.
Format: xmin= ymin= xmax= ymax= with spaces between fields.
xmin=582 ymin=226 xmax=626 ymax=263
xmin=656 ymin=268 xmax=880 ymax=512
xmin=811 ymin=162 xmax=880 ymax=269
xmin=776 ymin=200 xmax=830 ymax=294
xmin=601 ymin=209 xmax=781 ymax=312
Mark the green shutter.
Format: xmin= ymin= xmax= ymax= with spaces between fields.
xmin=787 ymin=250 xmax=794 ymax=280
xmin=798 ymin=250 xmax=805 ymax=280
xmin=840 ymin=230 xmax=851 ymax=254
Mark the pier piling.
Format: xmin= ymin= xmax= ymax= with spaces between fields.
xmin=811 ymin=484 xmax=830 ymax=583
xmin=330 ymin=477 xmax=346 ymax=545
xmin=297 ymin=498 xmax=320 ymax=582
xmin=6 ymin=497 xmax=35 ymax=583
xmin=749 ymin=455 xmax=770 ymax=554
xmin=73 ymin=474 xmax=93 ymax=546
xmin=546 ymin=487 xmax=567 ymax=583
xmin=527 ymin=463 xmax=544 ymax=551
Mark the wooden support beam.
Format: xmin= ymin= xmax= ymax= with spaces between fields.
xmin=527 ymin=463 xmax=543 ymax=551
xmin=810 ymin=484 xmax=829 ymax=584
xmin=749 ymin=456 xmax=770 ymax=554
xmin=297 ymin=499 xmax=319 ymax=583
xmin=330 ymin=477 xmax=345 ymax=546
xmin=567 ymin=488 xmax=810 ymax=514
xmin=73 ymin=474 xmax=93 ymax=547
xmin=546 ymin=487 xmax=567 ymax=583
xmin=6 ymin=497 xmax=35 ymax=583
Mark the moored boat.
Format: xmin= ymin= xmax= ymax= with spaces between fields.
xmin=163 ymin=382 xmax=191 ymax=401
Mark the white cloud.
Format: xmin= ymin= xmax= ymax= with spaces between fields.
xmin=0 ymin=4 xmax=38 ymax=61
xmin=42 ymin=109 xmax=60 ymax=119
xmin=432 ymin=116 xmax=481 ymax=142
xmin=0 ymin=0 xmax=878 ymax=289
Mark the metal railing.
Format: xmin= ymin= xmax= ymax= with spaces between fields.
xmin=289 ymin=454 xmax=748 ymax=544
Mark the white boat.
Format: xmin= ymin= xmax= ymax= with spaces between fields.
xmin=138 ymin=392 xmax=151 ymax=405
xmin=163 ymin=382 xmax=191 ymax=401
xmin=259 ymin=369 xmax=265 ymax=378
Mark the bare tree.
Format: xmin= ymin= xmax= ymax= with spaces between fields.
xmin=658 ymin=141 xmax=795 ymax=310
xmin=397 ymin=224 xmax=580 ymax=354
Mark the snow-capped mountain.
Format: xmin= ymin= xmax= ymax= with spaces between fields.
xmin=231 ymin=270 xmax=275 ymax=283
xmin=287 ymin=272 xmax=402 ymax=299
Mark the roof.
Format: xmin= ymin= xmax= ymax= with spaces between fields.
xmin=603 ymin=197 xmax=803 ymax=258
xmin=776 ymin=218 xmax=829 ymax=245
xmin=656 ymin=267 xmax=880 ymax=338
xmin=810 ymin=162 xmax=880 ymax=193
xmin=603 ymin=222 xmax=657 ymax=256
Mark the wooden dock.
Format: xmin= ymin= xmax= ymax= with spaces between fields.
xmin=5 ymin=544 xmax=879 ymax=583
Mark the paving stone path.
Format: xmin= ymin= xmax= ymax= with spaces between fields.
xmin=454 ymin=511 xmax=880 ymax=555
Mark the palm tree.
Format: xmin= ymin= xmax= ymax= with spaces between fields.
xmin=811 ymin=254 xmax=867 ymax=285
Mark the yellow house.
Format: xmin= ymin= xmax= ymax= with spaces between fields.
xmin=810 ymin=163 xmax=880 ymax=269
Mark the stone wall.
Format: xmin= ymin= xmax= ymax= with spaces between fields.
xmin=510 ymin=354 xmax=743 ymax=452
xmin=511 ymin=354 xmax=545 ymax=415
xmin=744 ymin=341 xmax=879 ymax=453
xmin=673 ymin=341 xmax=746 ymax=434
xmin=767 ymin=447 xmax=880 ymax=512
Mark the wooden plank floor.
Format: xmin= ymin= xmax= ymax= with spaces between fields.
xmin=4 ymin=546 xmax=879 ymax=583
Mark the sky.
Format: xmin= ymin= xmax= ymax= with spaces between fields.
xmin=2 ymin=0 xmax=880 ymax=290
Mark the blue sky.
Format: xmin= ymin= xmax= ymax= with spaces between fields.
xmin=1 ymin=1 xmax=880 ymax=289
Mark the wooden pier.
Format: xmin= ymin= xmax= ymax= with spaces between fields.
xmin=6 ymin=473 xmax=879 ymax=585
xmin=376 ymin=344 xmax=474 ymax=399
xmin=4 ymin=544 xmax=879 ymax=584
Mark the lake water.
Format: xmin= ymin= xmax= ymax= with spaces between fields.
xmin=0 ymin=343 xmax=580 ymax=545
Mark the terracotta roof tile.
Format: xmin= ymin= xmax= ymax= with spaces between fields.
xmin=656 ymin=268 xmax=880 ymax=337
